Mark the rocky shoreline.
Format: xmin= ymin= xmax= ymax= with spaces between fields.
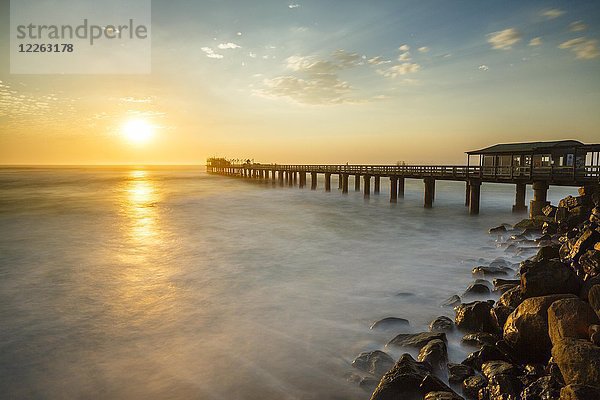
xmin=348 ymin=185 xmax=600 ymax=400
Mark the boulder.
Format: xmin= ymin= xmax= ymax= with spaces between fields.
xmin=590 ymin=325 xmax=600 ymax=346
xmin=481 ymin=360 xmax=521 ymax=380
xmin=569 ymin=228 xmax=600 ymax=261
xmin=462 ymin=375 xmax=487 ymax=399
xmin=423 ymin=391 xmax=464 ymax=400
xmin=490 ymin=305 xmax=513 ymax=331
xmin=589 ymin=285 xmax=600 ymax=318
xmin=418 ymin=339 xmax=448 ymax=374
xmin=503 ymin=294 xmax=577 ymax=363
xmin=498 ymin=286 xmax=523 ymax=309
xmin=532 ymin=245 xmax=560 ymax=262
xmin=461 ymin=332 xmax=499 ymax=347
xmin=447 ymin=363 xmax=475 ymax=385
xmin=514 ymin=219 xmax=543 ymax=230
xmin=461 ymin=344 xmax=514 ymax=371
xmin=580 ymin=275 xmax=600 ymax=301
xmin=472 ymin=265 xmax=512 ymax=278
xmin=580 ymin=249 xmax=600 ymax=277
xmin=370 ymin=317 xmax=410 ymax=330
xmin=441 ymin=295 xmax=461 ymax=308
xmin=429 ymin=316 xmax=454 ymax=332
xmin=547 ymin=298 xmax=599 ymax=345
xmin=369 ymin=353 xmax=430 ymax=400
xmin=487 ymin=374 xmax=524 ymax=400
xmin=520 ymin=259 xmax=580 ymax=298
xmin=352 ymin=350 xmax=395 ymax=378
xmin=387 ymin=332 xmax=446 ymax=350
xmin=551 ymin=338 xmax=600 ymax=387
xmin=560 ymin=384 xmax=600 ymax=400
xmin=493 ymin=278 xmax=520 ymax=289
xmin=454 ymin=301 xmax=499 ymax=333
xmin=419 ymin=374 xmax=460 ymax=396
xmin=489 ymin=225 xmax=507 ymax=234
xmin=521 ymin=375 xmax=562 ymax=400
xmin=463 ymin=283 xmax=491 ymax=297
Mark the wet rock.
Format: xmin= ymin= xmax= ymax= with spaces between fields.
xmin=395 ymin=292 xmax=415 ymax=297
xmin=429 ymin=316 xmax=454 ymax=332
xmin=521 ymin=375 xmax=562 ymax=400
xmin=493 ymin=278 xmax=520 ymax=289
xmin=487 ymin=374 xmax=524 ymax=400
xmin=493 ymin=284 xmax=517 ymax=294
xmin=521 ymin=363 xmax=546 ymax=387
xmin=589 ymin=285 xmax=600 ymax=318
xmin=490 ymin=305 xmax=513 ymax=330
xmin=481 ymin=360 xmax=520 ymax=380
xmin=472 ymin=266 xmax=511 ymax=278
xmin=548 ymin=298 xmax=599 ymax=345
xmin=560 ymin=384 xmax=600 ymax=400
xmin=370 ymin=317 xmax=410 ymax=330
xmin=520 ymin=259 xmax=580 ymax=298
xmin=497 ymin=286 xmax=523 ymax=309
xmin=461 ymin=344 xmax=514 ymax=371
xmin=359 ymin=376 xmax=380 ymax=392
xmin=590 ymin=325 xmax=600 ymax=346
xmin=569 ymin=227 xmax=600 ymax=262
xmin=503 ymin=294 xmax=577 ymax=363
xmin=489 ymin=225 xmax=507 ymax=234
xmin=546 ymin=357 xmax=565 ymax=385
xmin=419 ymin=373 xmax=460 ymax=396
xmin=369 ymin=353 xmax=432 ymax=400
xmin=441 ymin=295 xmax=461 ymax=308
xmin=352 ymin=350 xmax=395 ymax=378
xmin=418 ymin=339 xmax=448 ymax=374
xmin=461 ymin=332 xmax=499 ymax=347
xmin=551 ymin=338 xmax=600 ymax=387
xmin=423 ymin=391 xmax=464 ymax=400
xmin=543 ymin=204 xmax=557 ymax=217
xmin=580 ymin=275 xmax=600 ymax=301
xmin=447 ymin=363 xmax=475 ymax=385
xmin=490 ymin=258 xmax=511 ymax=267
xmin=580 ymin=249 xmax=600 ymax=277
xmin=387 ymin=332 xmax=446 ymax=350
xmin=514 ymin=218 xmax=543 ymax=230
xmin=462 ymin=375 xmax=487 ymax=399
xmin=532 ymin=245 xmax=561 ymax=262
xmin=455 ymin=300 xmax=499 ymax=334
xmin=463 ymin=283 xmax=491 ymax=297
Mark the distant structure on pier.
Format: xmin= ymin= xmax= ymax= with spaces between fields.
xmin=207 ymin=140 xmax=600 ymax=216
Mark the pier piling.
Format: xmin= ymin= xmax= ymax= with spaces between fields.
xmin=513 ymin=183 xmax=527 ymax=213
xmin=390 ymin=176 xmax=398 ymax=203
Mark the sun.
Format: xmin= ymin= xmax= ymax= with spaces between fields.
xmin=122 ymin=119 xmax=154 ymax=144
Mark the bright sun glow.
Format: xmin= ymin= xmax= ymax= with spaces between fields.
xmin=122 ymin=119 xmax=154 ymax=144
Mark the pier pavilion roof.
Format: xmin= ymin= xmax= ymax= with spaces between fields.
xmin=466 ymin=140 xmax=594 ymax=155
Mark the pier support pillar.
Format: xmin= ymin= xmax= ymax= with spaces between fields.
xmin=272 ymin=170 xmax=276 ymax=182
xmin=468 ymin=179 xmax=481 ymax=215
xmin=513 ymin=183 xmax=527 ymax=213
xmin=424 ymin=178 xmax=435 ymax=208
xmin=293 ymin=172 xmax=297 ymax=185
xmin=354 ymin=175 xmax=361 ymax=191
xmin=325 ymin=173 xmax=331 ymax=192
xmin=465 ymin=182 xmax=470 ymax=207
xmin=374 ymin=176 xmax=380 ymax=194
xmin=311 ymin=172 xmax=318 ymax=190
xmin=530 ymin=181 xmax=549 ymax=219
xmin=364 ymin=175 xmax=371 ymax=198
xmin=398 ymin=177 xmax=405 ymax=198
xmin=338 ymin=174 xmax=343 ymax=190
xmin=278 ymin=171 xmax=284 ymax=186
xmin=390 ymin=176 xmax=398 ymax=203
xmin=342 ymin=174 xmax=349 ymax=194
xmin=288 ymin=172 xmax=293 ymax=187
xmin=299 ymin=172 xmax=306 ymax=188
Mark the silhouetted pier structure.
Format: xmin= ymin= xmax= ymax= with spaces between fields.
xmin=207 ymin=141 xmax=600 ymax=216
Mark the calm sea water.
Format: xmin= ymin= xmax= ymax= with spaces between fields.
xmin=0 ymin=167 xmax=578 ymax=399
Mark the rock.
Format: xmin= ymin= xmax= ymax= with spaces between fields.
xmin=441 ymin=295 xmax=461 ymax=308
xmin=395 ymin=292 xmax=415 ymax=297
xmin=352 ymin=350 xmax=395 ymax=378
xmin=461 ymin=332 xmax=499 ymax=347
xmin=418 ymin=339 xmax=448 ymax=374
xmin=419 ymin=374 xmax=460 ymax=397
xmin=490 ymin=305 xmax=513 ymax=330
xmin=521 ymin=364 xmax=546 ymax=387
xmin=520 ymin=375 xmax=562 ymax=400
xmin=461 ymin=344 xmax=514 ymax=371
xmin=493 ymin=278 xmax=520 ymax=289
xmin=494 ymin=284 xmax=518 ymax=294
xmin=590 ymin=325 xmax=600 ymax=346
xmin=455 ymin=300 xmax=498 ymax=334
xmin=580 ymin=249 xmax=600 ymax=277
xmin=569 ymin=228 xmax=600 ymax=262
xmin=532 ymin=245 xmax=561 ymax=262
xmin=589 ymin=285 xmax=600 ymax=319
xmin=551 ymin=338 xmax=600 ymax=387
xmin=472 ymin=266 xmax=512 ymax=278
xmin=387 ymin=332 xmax=446 ymax=350
xmin=548 ymin=298 xmax=599 ymax=345
xmin=487 ymin=374 xmax=524 ymax=400
xmin=520 ymin=259 xmax=580 ymax=298
xmin=347 ymin=373 xmax=379 ymax=392
xmin=503 ymin=294 xmax=577 ymax=363
xmin=481 ymin=360 xmax=520 ymax=380
xmin=370 ymin=317 xmax=410 ymax=330
xmin=514 ymin=219 xmax=543 ymax=230
xmin=423 ymin=391 xmax=464 ymax=400
xmin=447 ymin=363 xmax=475 ymax=385
xmin=546 ymin=357 xmax=565 ymax=385
xmin=580 ymin=275 xmax=600 ymax=301
xmin=463 ymin=283 xmax=491 ymax=297
xmin=462 ymin=375 xmax=487 ymax=399
xmin=369 ymin=353 xmax=431 ymax=400
xmin=489 ymin=225 xmax=507 ymax=234
xmin=429 ymin=316 xmax=454 ymax=332
xmin=543 ymin=204 xmax=558 ymax=217
xmin=560 ymin=384 xmax=600 ymax=400
xmin=498 ymin=286 xmax=523 ymax=309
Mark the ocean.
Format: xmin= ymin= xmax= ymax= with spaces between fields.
xmin=0 ymin=167 xmax=578 ymax=399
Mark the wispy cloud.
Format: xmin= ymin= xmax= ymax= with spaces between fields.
xmin=217 ymin=42 xmax=241 ymax=50
xmin=569 ymin=21 xmax=587 ymax=32
xmin=201 ymin=47 xmax=224 ymax=59
xmin=478 ymin=65 xmax=489 ymax=71
xmin=288 ymin=3 xmax=300 ymax=9
xmin=399 ymin=44 xmax=410 ymax=52
xmin=418 ymin=47 xmax=430 ymax=53
xmin=529 ymin=37 xmax=542 ymax=46
xmin=332 ymin=49 xmax=364 ymax=68
xmin=487 ymin=28 xmax=521 ymax=50
xmin=377 ymin=63 xmax=421 ymax=78
xmin=559 ymin=37 xmax=600 ymax=60
xmin=541 ymin=8 xmax=565 ymax=20
xmin=367 ymin=56 xmax=391 ymax=65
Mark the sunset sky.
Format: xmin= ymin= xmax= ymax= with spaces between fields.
xmin=1 ymin=0 xmax=599 ymax=165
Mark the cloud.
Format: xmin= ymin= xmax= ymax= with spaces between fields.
xmin=418 ymin=46 xmax=430 ymax=53
xmin=541 ymin=9 xmax=565 ymax=20
xmin=398 ymin=44 xmax=410 ymax=52
xmin=201 ymin=47 xmax=224 ymax=59
xmin=487 ymin=28 xmax=521 ymax=50
xmin=569 ymin=21 xmax=587 ymax=32
xmin=478 ymin=65 xmax=489 ymax=71
xmin=377 ymin=63 xmax=421 ymax=78
xmin=367 ymin=56 xmax=391 ymax=65
xmin=529 ymin=37 xmax=542 ymax=46
xmin=559 ymin=37 xmax=600 ymax=59
xmin=398 ymin=52 xmax=411 ymax=61
xmin=288 ymin=3 xmax=300 ymax=8
xmin=332 ymin=49 xmax=363 ymax=68
xmin=258 ymin=75 xmax=353 ymax=105
xmin=217 ymin=42 xmax=241 ymax=49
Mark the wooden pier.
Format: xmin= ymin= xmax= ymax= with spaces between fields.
xmin=207 ymin=141 xmax=600 ymax=216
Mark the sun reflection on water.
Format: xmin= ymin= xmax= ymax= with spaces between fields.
xmin=126 ymin=170 xmax=160 ymax=243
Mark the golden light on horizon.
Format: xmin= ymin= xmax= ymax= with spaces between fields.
xmin=122 ymin=119 xmax=155 ymax=145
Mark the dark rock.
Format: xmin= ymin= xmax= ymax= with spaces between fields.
xmin=493 ymin=278 xmax=520 ymax=289
xmin=424 ymin=391 xmax=464 ymax=400
xmin=352 ymin=350 xmax=395 ymax=378
xmin=481 ymin=360 xmax=520 ymax=380
xmin=546 ymin=357 xmax=565 ymax=386
xmin=543 ymin=205 xmax=557 ymax=217
xmin=369 ymin=353 xmax=431 ymax=400
xmin=462 ymin=375 xmax=487 ymax=399
xmin=487 ymin=374 xmax=524 ymax=400
xmin=580 ymin=275 xmax=600 ymax=300
xmin=472 ymin=266 xmax=511 ymax=278
xmin=395 ymin=292 xmax=415 ymax=297
xmin=551 ymin=338 xmax=600 ymax=387
xmin=347 ymin=373 xmax=379 ymax=392
xmin=370 ymin=317 xmax=410 ymax=330
xmin=463 ymin=283 xmax=491 ymax=297
xmin=418 ymin=339 xmax=448 ymax=374
xmin=521 ymin=375 xmax=562 ymax=400
xmin=590 ymin=325 xmax=600 ymax=346
xmin=429 ymin=316 xmax=454 ymax=332
xmin=490 ymin=258 xmax=511 ymax=267
xmin=503 ymin=294 xmax=577 ymax=363
xmin=489 ymin=225 xmax=507 ymax=234
xmin=514 ymin=219 xmax=543 ymax=230
xmin=580 ymin=249 xmax=600 ymax=277
xmin=455 ymin=300 xmax=499 ymax=334
xmin=490 ymin=305 xmax=513 ymax=330
xmin=447 ymin=363 xmax=475 ymax=384
xmin=441 ymin=295 xmax=461 ymax=308
xmin=461 ymin=332 xmax=499 ymax=347
xmin=387 ymin=332 xmax=446 ymax=350
xmin=461 ymin=344 xmax=514 ymax=371
xmin=532 ymin=245 xmax=561 ymax=262
xmin=589 ymin=285 xmax=600 ymax=319
xmin=419 ymin=374 xmax=460 ymax=397
xmin=560 ymin=384 xmax=600 ymax=400
xmin=494 ymin=284 xmax=517 ymax=294
xmin=497 ymin=286 xmax=523 ymax=309
xmin=521 ymin=363 xmax=546 ymax=387
xmin=569 ymin=227 xmax=600 ymax=261
xmin=520 ymin=259 xmax=580 ymax=298
xmin=548 ymin=298 xmax=599 ymax=346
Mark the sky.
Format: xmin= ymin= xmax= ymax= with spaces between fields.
xmin=0 ymin=0 xmax=599 ymax=165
